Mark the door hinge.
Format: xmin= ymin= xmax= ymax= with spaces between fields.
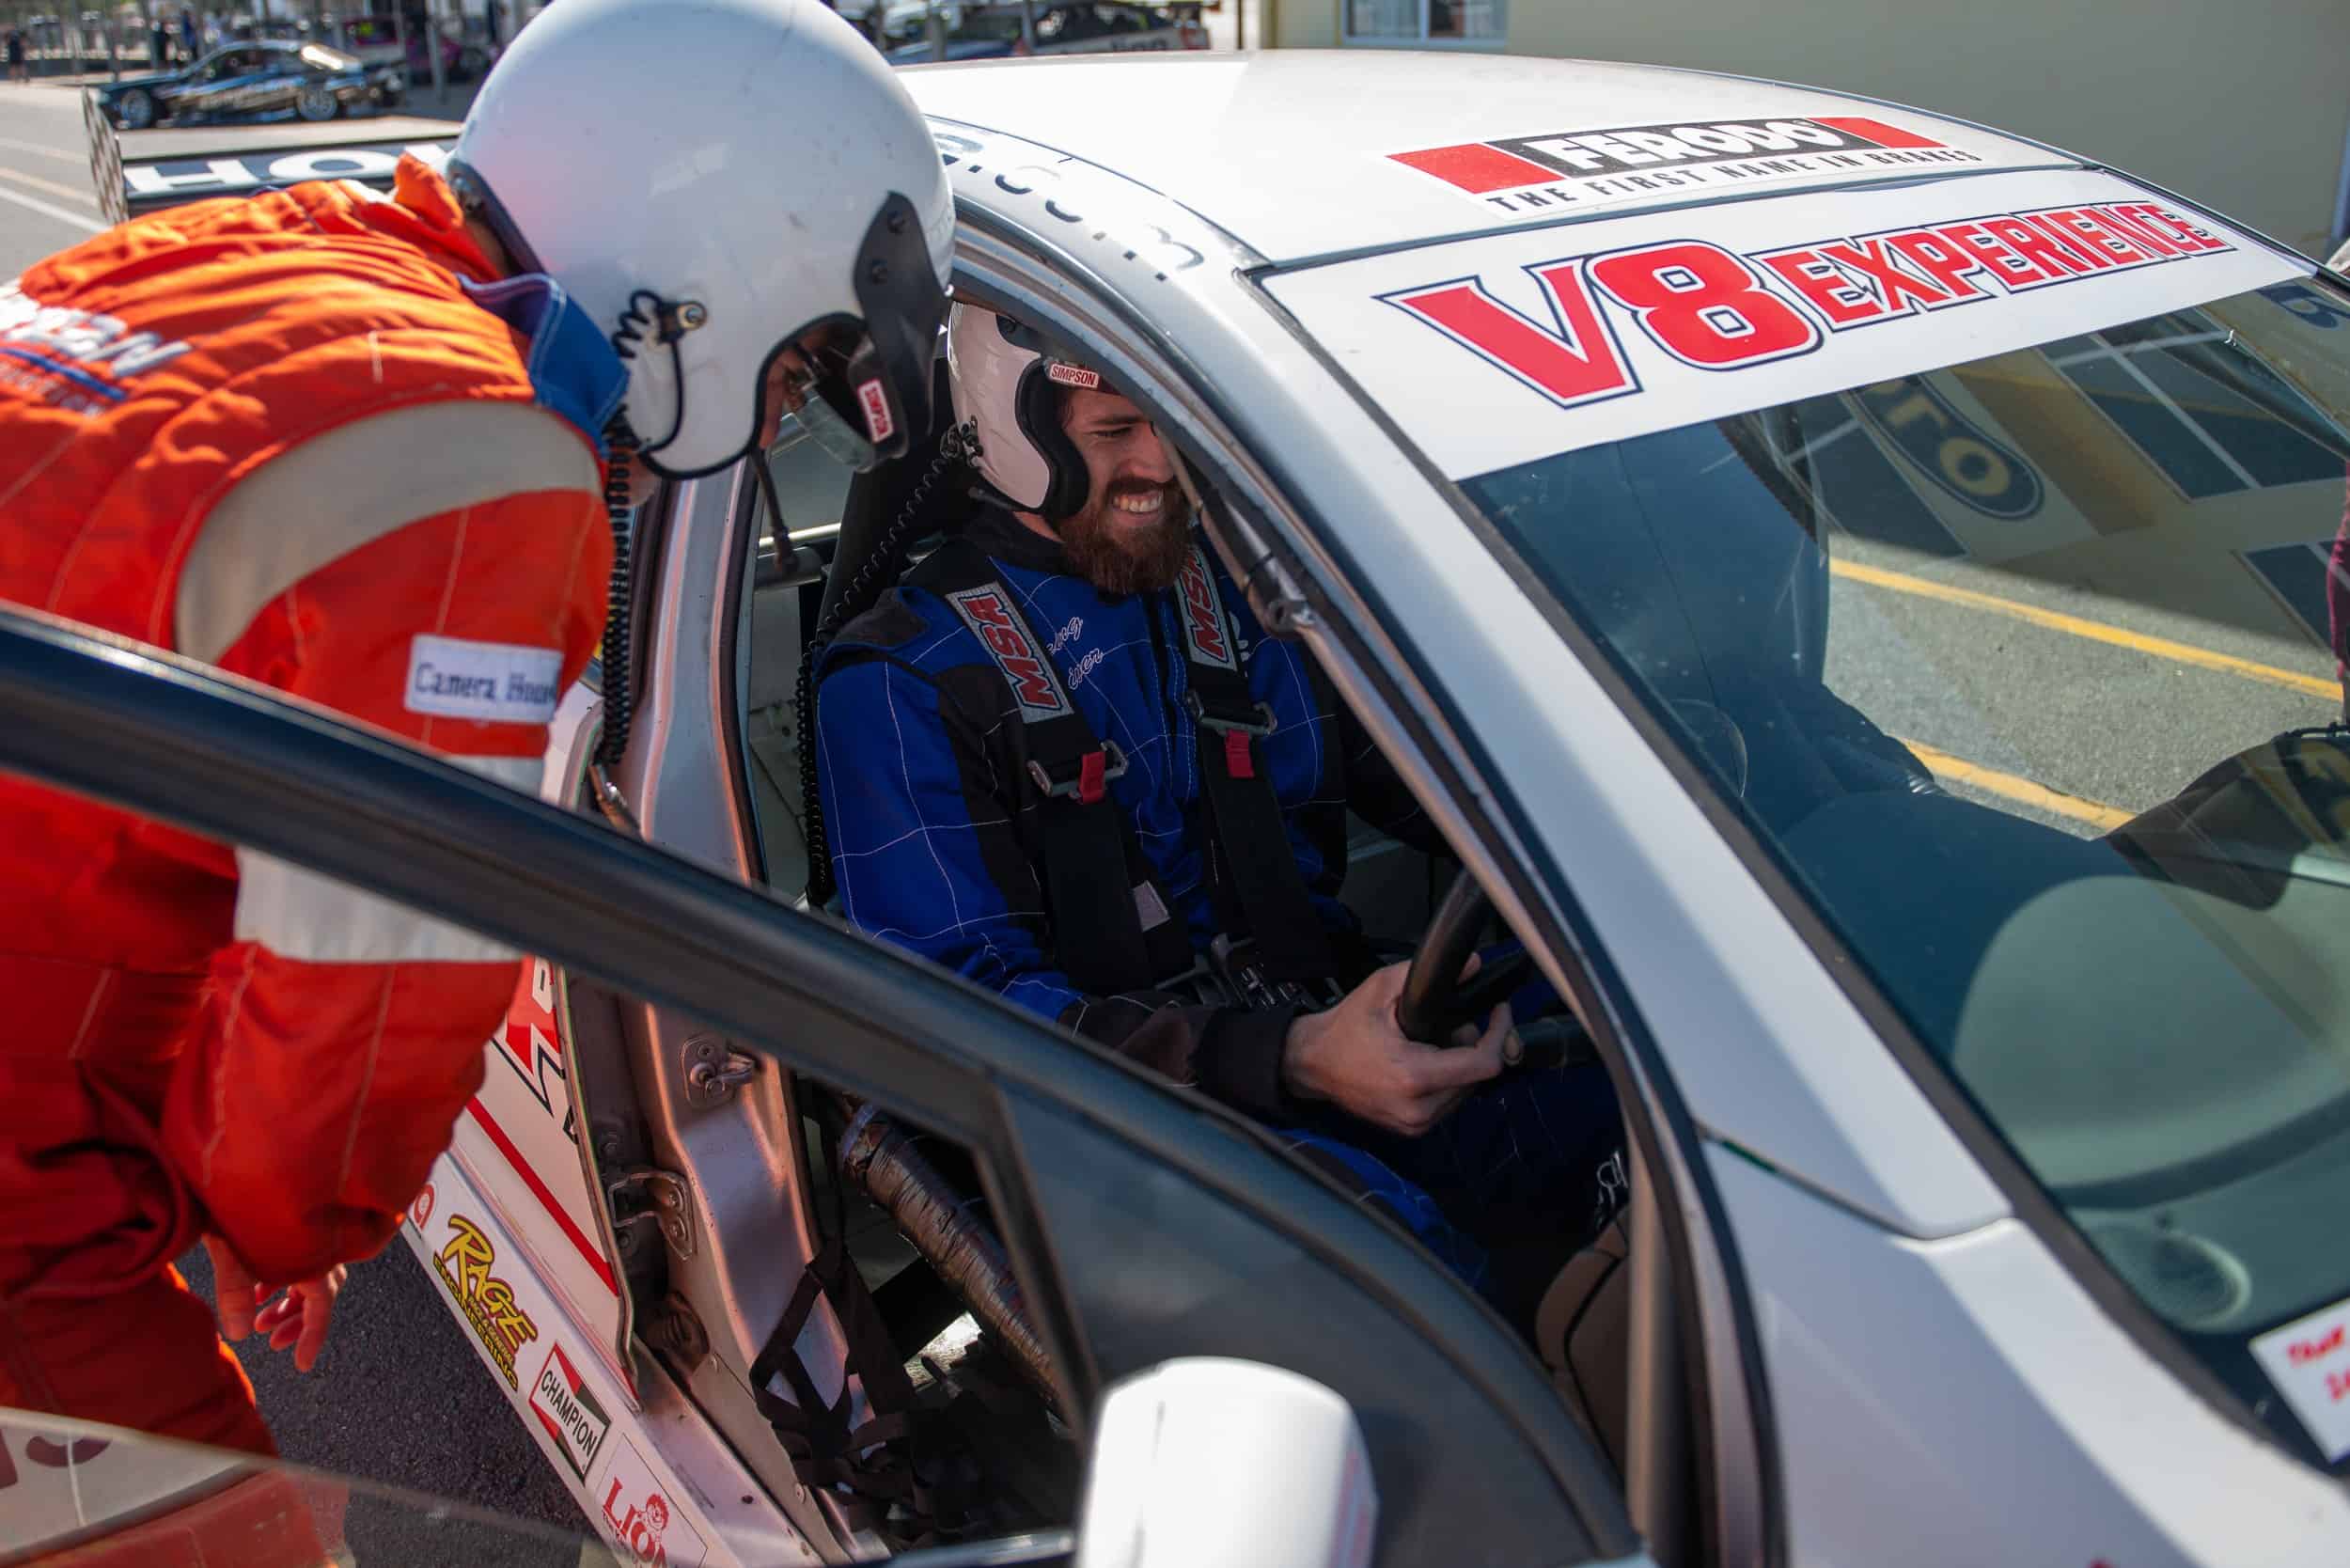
xmin=606 ymin=1167 xmax=697 ymax=1260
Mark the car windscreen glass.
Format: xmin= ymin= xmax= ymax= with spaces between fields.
xmin=1267 ymin=164 xmax=2350 ymax=1467
xmin=298 ymin=42 xmax=357 ymax=70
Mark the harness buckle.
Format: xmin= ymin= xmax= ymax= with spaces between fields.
xmin=1184 ymin=690 xmax=1277 ymax=736
xmin=1027 ymin=740 xmax=1128 ymax=805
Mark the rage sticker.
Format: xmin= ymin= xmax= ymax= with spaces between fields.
xmin=431 ymin=1215 xmax=540 ymax=1390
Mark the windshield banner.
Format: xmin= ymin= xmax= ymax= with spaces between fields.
xmin=1266 ymin=168 xmax=2303 ymax=480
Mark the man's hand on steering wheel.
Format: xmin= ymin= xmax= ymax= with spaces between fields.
xmin=1281 ymin=958 xmax=1520 ymax=1138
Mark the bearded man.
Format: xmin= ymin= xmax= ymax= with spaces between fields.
xmin=809 ymin=308 xmax=1627 ymax=1314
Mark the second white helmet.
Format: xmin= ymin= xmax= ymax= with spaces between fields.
xmin=948 ymin=303 xmax=1105 ymax=521
xmin=450 ymin=0 xmax=953 ymax=478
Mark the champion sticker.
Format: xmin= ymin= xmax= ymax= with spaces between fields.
xmin=1046 ymin=362 xmax=1103 ymax=390
xmin=856 ymin=377 xmax=895 ymax=444
xmin=405 ymin=635 xmax=563 ymax=725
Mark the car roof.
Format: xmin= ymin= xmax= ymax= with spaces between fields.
xmin=903 ymin=51 xmax=2073 ymax=266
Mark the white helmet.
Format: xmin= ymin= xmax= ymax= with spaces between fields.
xmin=449 ymin=0 xmax=954 ymax=478
xmin=947 ymin=303 xmax=1105 ymax=522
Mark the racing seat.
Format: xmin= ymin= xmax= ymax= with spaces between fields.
xmin=1534 ymin=1215 xmax=1632 ymax=1476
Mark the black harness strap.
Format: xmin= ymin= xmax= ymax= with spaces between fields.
xmin=1169 ymin=545 xmax=1338 ymax=982
xmin=915 ymin=540 xmax=1166 ymax=995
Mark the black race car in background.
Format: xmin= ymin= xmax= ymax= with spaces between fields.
xmin=93 ymin=39 xmax=402 ymax=131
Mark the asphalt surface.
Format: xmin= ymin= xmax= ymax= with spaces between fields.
xmin=177 ymin=1238 xmax=593 ymax=1560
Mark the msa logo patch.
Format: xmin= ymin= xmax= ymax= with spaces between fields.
xmin=1391 ymin=117 xmax=1977 ymax=216
xmin=856 ymin=376 xmax=895 ymax=444
xmin=1175 ymin=547 xmax=1236 ymax=670
xmin=405 ymin=635 xmax=563 ymax=725
xmin=530 ymin=1343 xmax=613 ymax=1482
xmin=947 ymin=585 xmax=1073 ymax=721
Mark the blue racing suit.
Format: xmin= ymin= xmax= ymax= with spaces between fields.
xmin=815 ymin=509 xmax=1621 ymax=1302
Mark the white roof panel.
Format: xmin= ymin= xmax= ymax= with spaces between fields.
xmin=904 ymin=52 xmax=2072 ymax=263
xmin=1262 ymin=167 xmax=2301 ymax=478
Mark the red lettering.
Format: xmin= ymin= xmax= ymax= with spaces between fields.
xmin=2330 ymin=1369 xmax=2350 ymax=1403
xmin=1000 ymin=656 xmax=1059 ymax=711
xmin=2037 ymin=209 xmax=2147 ymax=265
xmin=2123 ymin=203 xmax=2225 ymax=253
xmin=1935 ymin=222 xmax=2049 ymax=287
xmin=1815 ymin=237 xmax=1950 ymax=312
xmin=1385 ymin=259 xmax=1636 ymax=408
xmin=2017 ymin=212 xmax=2119 ymax=269
xmin=980 ymin=623 xmax=1026 ymax=661
xmin=1761 ymin=246 xmax=1884 ymax=326
xmin=2087 ymin=204 xmax=2182 ymax=257
xmin=1590 ymin=241 xmax=1818 ymax=367
xmin=1179 ymin=558 xmax=1228 ymax=661
xmin=1980 ymin=215 xmax=2098 ymax=278
xmin=1882 ymin=230 xmax=1990 ymax=300
xmin=2288 ymin=1324 xmax=2345 ymax=1363
xmin=963 ymin=594 xmax=1013 ymax=631
xmin=603 ymin=1480 xmax=628 ymax=1528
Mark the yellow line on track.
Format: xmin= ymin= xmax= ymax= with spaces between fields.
xmin=1899 ymin=737 xmax=2136 ymax=831
xmin=1831 ymin=558 xmax=2339 ymax=701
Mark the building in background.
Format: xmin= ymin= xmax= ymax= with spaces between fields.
xmin=1258 ymin=0 xmax=2350 ymax=259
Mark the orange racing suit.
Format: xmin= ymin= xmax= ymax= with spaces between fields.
xmin=0 ymin=157 xmax=619 ymax=1454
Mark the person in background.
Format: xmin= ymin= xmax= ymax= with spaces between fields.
xmin=0 ymin=0 xmax=949 ymax=1460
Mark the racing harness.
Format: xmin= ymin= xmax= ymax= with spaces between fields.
xmin=750 ymin=534 xmax=1351 ymax=1543
xmin=917 ymin=534 xmax=1344 ymax=1007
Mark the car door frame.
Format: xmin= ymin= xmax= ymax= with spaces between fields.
xmin=0 ymin=605 xmax=1646 ymax=1568
xmin=929 ymin=168 xmax=1778 ymax=1567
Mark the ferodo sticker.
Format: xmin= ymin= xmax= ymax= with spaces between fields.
xmin=1264 ymin=167 xmax=2302 ymax=480
xmin=431 ymin=1214 xmax=541 ymax=1390
xmin=1392 ymin=116 xmax=1982 ymax=218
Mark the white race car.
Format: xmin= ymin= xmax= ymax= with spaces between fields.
xmin=58 ymin=50 xmax=2350 ymax=1568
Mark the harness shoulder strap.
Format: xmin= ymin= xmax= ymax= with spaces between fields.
xmin=1169 ymin=545 xmax=1337 ymax=982
xmin=911 ymin=539 xmax=1174 ymax=995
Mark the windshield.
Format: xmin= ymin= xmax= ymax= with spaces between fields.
xmin=1272 ymin=166 xmax=2350 ymax=1467
xmin=297 ymin=42 xmax=359 ymax=70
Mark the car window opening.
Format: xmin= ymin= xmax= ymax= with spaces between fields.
xmin=728 ymin=341 xmax=1666 ymax=1509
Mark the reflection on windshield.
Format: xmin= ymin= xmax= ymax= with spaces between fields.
xmin=0 ymin=1410 xmax=615 ymax=1566
xmin=1463 ymin=277 xmax=2350 ymax=1469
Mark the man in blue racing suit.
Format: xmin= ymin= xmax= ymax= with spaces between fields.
xmin=813 ymin=306 xmax=1622 ymax=1315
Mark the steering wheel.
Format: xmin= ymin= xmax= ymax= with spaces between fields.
xmin=1395 ymin=867 xmax=1536 ymax=1044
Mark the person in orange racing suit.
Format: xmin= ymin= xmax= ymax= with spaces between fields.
xmin=0 ymin=0 xmax=952 ymax=1457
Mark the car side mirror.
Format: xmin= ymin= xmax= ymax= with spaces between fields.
xmin=1074 ymin=1358 xmax=1377 ymax=1568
